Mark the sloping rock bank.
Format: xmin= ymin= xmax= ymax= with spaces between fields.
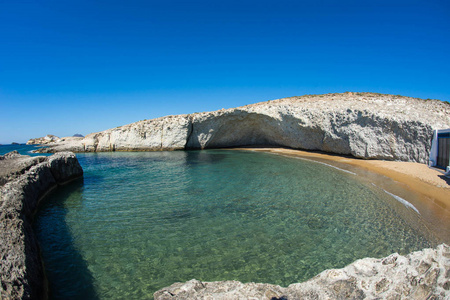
xmin=0 ymin=151 xmax=83 ymax=299
xmin=36 ymin=93 xmax=450 ymax=163
xmin=155 ymin=244 xmax=450 ymax=299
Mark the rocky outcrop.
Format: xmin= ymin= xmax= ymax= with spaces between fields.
xmin=0 ymin=152 xmax=47 ymax=187
xmin=27 ymin=135 xmax=84 ymax=146
xmin=26 ymin=134 xmax=59 ymax=145
xmin=0 ymin=151 xmax=83 ymax=299
xmin=35 ymin=93 xmax=450 ymax=163
xmin=84 ymin=114 xmax=191 ymax=152
xmin=154 ymin=244 xmax=450 ymax=299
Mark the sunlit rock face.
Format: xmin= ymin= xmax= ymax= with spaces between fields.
xmin=86 ymin=114 xmax=192 ymax=152
xmin=154 ymin=244 xmax=450 ymax=300
xmin=26 ymin=134 xmax=59 ymax=145
xmin=36 ymin=93 xmax=450 ymax=163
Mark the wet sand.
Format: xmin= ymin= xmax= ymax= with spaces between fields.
xmin=229 ymin=147 xmax=450 ymax=243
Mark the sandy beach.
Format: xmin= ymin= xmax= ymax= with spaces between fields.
xmin=231 ymin=147 xmax=450 ymax=243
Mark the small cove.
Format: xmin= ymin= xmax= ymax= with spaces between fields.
xmin=33 ymin=150 xmax=439 ymax=299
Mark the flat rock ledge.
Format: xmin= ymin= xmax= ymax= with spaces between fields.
xmin=0 ymin=151 xmax=83 ymax=299
xmin=155 ymin=244 xmax=450 ymax=300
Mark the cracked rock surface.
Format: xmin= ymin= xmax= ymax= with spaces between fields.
xmin=154 ymin=244 xmax=450 ymax=299
xmin=0 ymin=151 xmax=83 ymax=299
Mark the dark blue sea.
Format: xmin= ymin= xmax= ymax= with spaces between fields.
xmin=0 ymin=144 xmax=50 ymax=156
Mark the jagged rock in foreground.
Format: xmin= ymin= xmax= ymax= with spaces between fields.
xmin=0 ymin=151 xmax=83 ymax=299
xmin=154 ymin=244 xmax=450 ymax=300
xmin=36 ymin=93 xmax=450 ymax=163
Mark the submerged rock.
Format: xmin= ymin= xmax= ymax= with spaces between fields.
xmin=0 ymin=151 xmax=83 ymax=299
xmin=36 ymin=93 xmax=450 ymax=163
xmin=154 ymin=244 xmax=450 ymax=299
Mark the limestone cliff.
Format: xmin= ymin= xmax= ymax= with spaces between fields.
xmin=154 ymin=244 xmax=450 ymax=299
xmin=36 ymin=93 xmax=450 ymax=163
xmin=0 ymin=151 xmax=83 ymax=299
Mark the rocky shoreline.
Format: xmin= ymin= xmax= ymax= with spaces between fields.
xmin=35 ymin=93 xmax=450 ymax=164
xmin=1 ymin=151 xmax=449 ymax=300
xmin=0 ymin=152 xmax=448 ymax=299
xmin=4 ymin=92 xmax=450 ymax=299
xmin=154 ymin=244 xmax=450 ymax=299
xmin=0 ymin=151 xmax=83 ymax=299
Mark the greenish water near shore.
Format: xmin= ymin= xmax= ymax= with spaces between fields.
xmin=34 ymin=150 xmax=435 ymax=299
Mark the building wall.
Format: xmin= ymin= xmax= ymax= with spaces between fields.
xmin=429 ymin=129 xmax=450 ymax=173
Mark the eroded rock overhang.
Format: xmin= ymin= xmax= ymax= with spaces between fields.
xmin=35 ymin=93 xmax=450 ymax=164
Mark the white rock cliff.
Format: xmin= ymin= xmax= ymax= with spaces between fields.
xmin=37 ymin=93 xmax=450 ymax=163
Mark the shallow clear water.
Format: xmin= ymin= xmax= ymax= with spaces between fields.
xmin=34 ymin=150 xmax=435 ymax=299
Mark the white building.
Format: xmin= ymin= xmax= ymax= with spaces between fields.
xmin=429 ymin=129 xmax=450 ymax=174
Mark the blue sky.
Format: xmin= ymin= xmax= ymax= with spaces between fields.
xmin=1 ymin=0 xmax=449 ymax=144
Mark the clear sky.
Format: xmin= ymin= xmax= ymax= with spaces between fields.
xmin=1 ymin=0 xmax=449 ymax=144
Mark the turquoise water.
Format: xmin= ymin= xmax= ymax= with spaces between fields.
xmin=34 ymin=150 xmax=435 ymax=299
